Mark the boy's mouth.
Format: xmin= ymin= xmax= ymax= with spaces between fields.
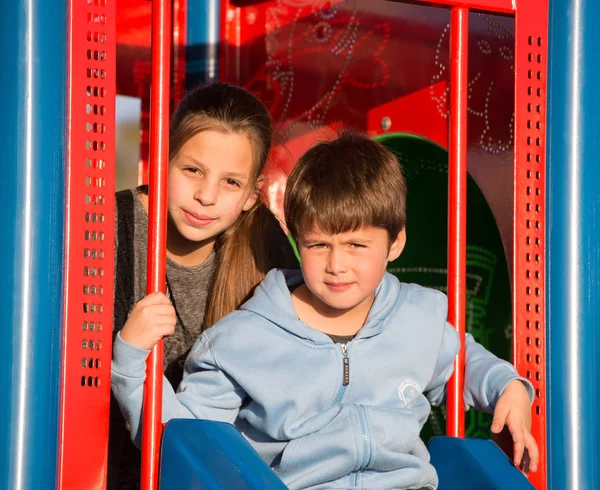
xmin=325 ymin=282 xmax=353 ymax=292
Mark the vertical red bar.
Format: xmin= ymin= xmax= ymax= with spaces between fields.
xmin=446 ymin=6 xmax=468 ymax=438
xmin=141 ymin=0 xmax=171 ymax=488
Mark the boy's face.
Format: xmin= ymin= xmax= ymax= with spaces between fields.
xmin=296 ymin=226 xmax=405 ymax=315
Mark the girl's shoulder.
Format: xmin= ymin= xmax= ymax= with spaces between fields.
xmin=115 ymin=186 xmax=149 ymax=231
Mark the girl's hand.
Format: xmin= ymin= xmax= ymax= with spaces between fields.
xmin=491 ymin=379 xmax=539 ymax=473
xmin=120 ymin=292 xmax=176 ymax=350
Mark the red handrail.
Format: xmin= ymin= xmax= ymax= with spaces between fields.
xmin=141 ymin=0 xmax=172 ymax=488
xmin=446 ymin=6 xmax=468 ymax=438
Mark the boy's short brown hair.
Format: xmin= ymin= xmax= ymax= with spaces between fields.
xmin=284 ymin=132 xmax=407 ymax=241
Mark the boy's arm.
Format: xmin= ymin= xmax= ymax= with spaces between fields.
xmin=111 ymin=332 xmax=245 ymax=446
xmin=425 ymin=322 xmax=538 ymax=471
xmin=463 ymin=333 xmax=533 ymax=413
xmin=425 ymin=322 xmax=534 ymax=411
xmin=424 ymin=322 xmax=460 ymax=406
xmin=465 ymin=332 xmax=538 ymax=471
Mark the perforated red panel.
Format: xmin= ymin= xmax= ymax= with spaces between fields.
xmin=58 ymin=0 xmax=116 ymax=488
xmin=513 ymin=1 xmax=548 ymax=488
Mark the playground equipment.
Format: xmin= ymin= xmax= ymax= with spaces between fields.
xmin=1 ymin=0 xmax=599 ymax=489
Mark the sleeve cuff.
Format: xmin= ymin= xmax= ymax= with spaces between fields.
xmin=112 ymin=331 xmax=151 ymax=377
xmin=487 ymin=365 xmax=535 ymax=408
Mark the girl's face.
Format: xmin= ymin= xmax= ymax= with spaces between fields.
xmin=168 ymin=130 xmax=258 ymax=246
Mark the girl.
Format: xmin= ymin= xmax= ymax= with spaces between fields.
xmin=109 ymin=82 xmax=298 ymax=488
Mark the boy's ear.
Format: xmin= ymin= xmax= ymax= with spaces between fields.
xmin=387 ymin=228 xmax=406 ymax=262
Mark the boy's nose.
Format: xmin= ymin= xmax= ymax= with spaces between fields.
xmin=194 ymin=182 xmax=218 ymax=206
xmin=326 ymin=249 xmax=347 ymax=274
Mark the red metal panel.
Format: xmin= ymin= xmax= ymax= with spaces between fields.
xmin=58 ymin=0 xmax=116 ymax=488
xmin=405 ymin=0 xmax=513 ymax=14
xmin=513 ymin=0 xmax=548 ymax=488
xmin=140 ymin=0 xmax=172 ymax=488
xmin=446 ymin=6 xmax=468 ymax=439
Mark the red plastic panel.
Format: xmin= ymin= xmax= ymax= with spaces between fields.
xmin=58 ymin=0 xmax=116 ymax=488
xmin=513 ymin=0 xmax=548 ymax=488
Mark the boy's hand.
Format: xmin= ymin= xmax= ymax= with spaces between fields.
xmin=120 ymin=292 xmax=176 ymax=350
xmin=491 ymin=379 xmax=539 ymax=473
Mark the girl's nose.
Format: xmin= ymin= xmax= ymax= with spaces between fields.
xmin=194 ymin=181 xmax=218 ymax=206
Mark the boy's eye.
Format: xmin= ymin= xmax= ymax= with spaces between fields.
xmin=308 ymin=243 xmax=327 ymax=249
xmin=184 ymin=167 xmax=200 ymax=174
xmin=349 ymin=243 xmax=365 ymax=248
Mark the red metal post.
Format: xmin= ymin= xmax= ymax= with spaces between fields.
xmin=446 ymin=6 xmax=468 ymax=438
xmin=141 ymin=0 xmax=171 ymax=488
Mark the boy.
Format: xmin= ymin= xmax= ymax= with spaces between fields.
xmin=112 ymin=132 xmax=538 ymax=490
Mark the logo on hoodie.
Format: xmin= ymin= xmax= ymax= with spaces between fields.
xmin=397 ymin=380 xmax=421 ymax=407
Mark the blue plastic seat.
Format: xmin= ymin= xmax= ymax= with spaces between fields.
xmin=159 ymin=419 xmax=288 ymax=490
xmin=429 ymin=436 xmax=535 ymax=490
xmin=160 ymin=420 xmax=534 ymax=489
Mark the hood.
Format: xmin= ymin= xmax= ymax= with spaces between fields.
xmin=240 ymin=269 xmax=408 ymax=345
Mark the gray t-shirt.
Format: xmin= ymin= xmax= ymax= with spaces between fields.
xmin=110 ymin=186 xmax=217 ymax=488
xmin=113 ymin=186 xmax=217 ymax=385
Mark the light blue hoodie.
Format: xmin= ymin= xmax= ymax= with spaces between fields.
xmin=112 ymin=269 xmax=532 ymax=490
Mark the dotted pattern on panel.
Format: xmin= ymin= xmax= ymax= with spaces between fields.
xmin=514 ymin=13 xmax=548 ymax=488
xmin=58 ymin=0 xmax=116 ymax=486
xmin=81 ymin=1 xmax=109 ymax=390
xmin=521 ymin=34 xmax=545 ymax=420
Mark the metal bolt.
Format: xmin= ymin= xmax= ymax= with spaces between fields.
xmin=381 ymin=117 xmax=392 ymax=131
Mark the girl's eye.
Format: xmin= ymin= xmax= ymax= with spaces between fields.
xmin=184 ymin=167 xmax=200 ymax=174
xmin=225 ymin=178 xmax=241 ymax=187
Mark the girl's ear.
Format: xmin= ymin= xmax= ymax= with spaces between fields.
xmin=387 ymin=228 xmax=406 ymax=262
xmin=242 ymin=177 xmax=263 ymax=211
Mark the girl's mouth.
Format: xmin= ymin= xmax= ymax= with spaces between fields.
xmin=182 ymin=209 xmax=216 ymax=227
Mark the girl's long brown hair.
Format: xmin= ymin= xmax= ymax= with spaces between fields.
xmin=169 ymin=83 xmax=297 ymax=329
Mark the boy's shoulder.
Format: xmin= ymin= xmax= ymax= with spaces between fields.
xmin=368 ymin=274 xmax=448 ymax=333
xmin=382 ymin=273 xmax=448 ymax=309
xmin=202 ymin=307 xmax=280 ymax=352
xmin=203 ymin=268 xmax=300 ymax=346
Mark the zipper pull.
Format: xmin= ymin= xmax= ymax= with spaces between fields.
xmin=341 ymin=343 xmax=350 ymax=386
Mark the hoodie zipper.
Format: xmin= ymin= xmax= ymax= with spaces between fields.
xmin=355 ymin=405 xmax=372 ymax=468
xmin=332 ymin=342 xmax=369 ymax=484
xmin=341 ymin=342 xmax=350 ymax=386
xmin=332 ymin=342 xmax=350 ymax=404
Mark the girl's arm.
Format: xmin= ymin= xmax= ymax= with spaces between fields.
xmin=111 ymin=332 xmax=246 ymax=446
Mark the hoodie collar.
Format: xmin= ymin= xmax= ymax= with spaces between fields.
xmin=241 ymin=269 xmax=407 ymax=344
